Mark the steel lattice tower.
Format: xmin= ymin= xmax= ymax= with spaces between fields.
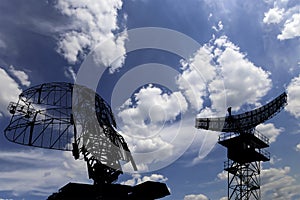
xmin=195 ymin=92 xmax=287 ymax=200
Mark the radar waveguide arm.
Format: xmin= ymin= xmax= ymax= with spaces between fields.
xmin=4 ymin=82 xmax=137 ymax=185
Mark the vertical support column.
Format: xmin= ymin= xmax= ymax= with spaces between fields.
xmin=225 ymin=160 xmax=261 ymax=200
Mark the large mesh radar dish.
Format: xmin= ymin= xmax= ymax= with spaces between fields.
xmin=72 ymin=84 xmax=137 ymax=173
xmin=5 ymin=82 xmax=74 ymax=150
xmin=4 ymin=82 xmax=136 ymax=174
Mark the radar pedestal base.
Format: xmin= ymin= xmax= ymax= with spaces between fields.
xmin=47 ymin=181 xmax=170 ymax=200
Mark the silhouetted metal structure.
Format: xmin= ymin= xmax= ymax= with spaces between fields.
xmin=4 ymin=82 xmax=170 ymax=199
xmin=195 ymin=92 xmax=287 ymax=200
xmin=47 ymin=181 xmax=170 ymax=200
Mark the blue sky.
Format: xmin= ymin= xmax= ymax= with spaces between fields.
xmin=0 ymin=0 xmax=300 ymax=199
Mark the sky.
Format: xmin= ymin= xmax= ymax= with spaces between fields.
xmin=0 ymin=0 xmax=300 ymax=199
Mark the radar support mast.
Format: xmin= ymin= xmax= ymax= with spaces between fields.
xmin=195 ymin=92 xmax=287 ymax=200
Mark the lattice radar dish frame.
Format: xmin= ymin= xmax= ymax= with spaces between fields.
xmin=4 ymin=82 xmax=137 ymax=184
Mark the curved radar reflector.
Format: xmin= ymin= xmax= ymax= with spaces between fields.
xmin=4 ymin=82 xmax=137 ymax=171
xmin=195 ymin=92 xmax=287 ymax=132
xmin=5 ymin=82 xmax=74 ymax=150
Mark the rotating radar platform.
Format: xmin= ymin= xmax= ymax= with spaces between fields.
xmin=195 ymin=92 xmax=287 ymax=200
xmin=4 ymin=82 xmax=170 ymax=200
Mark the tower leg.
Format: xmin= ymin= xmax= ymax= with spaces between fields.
xmin=225 ymin=160 xmax=261 ymax=200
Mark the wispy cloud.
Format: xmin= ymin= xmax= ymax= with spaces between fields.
xmin=261 ymin=166 xmax=300 ymax=199
xmin=64 ymin=66 xmax=77 ymax=81
xmin=0 ymin=149 xmax=88 ymax=198
xmin=8 ymin=65 xmax=30 ymax=87
xmin=0 ymin=67 xmax=22 ymax=117
xmin=0 ymin=38 xmax=6 ymax=49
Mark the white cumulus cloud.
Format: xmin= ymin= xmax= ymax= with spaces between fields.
xmin=177 ymin=44 xmax=216 ymax=111
xmin=121 ymin=173 xmax=168 ymax=186
xmin=118 ymin=84 xmax=188 ymax=137
xmin=211 ymin=36 xmax=272 ymax=111
xmin=263 ymin=7 xmax=285 ymax=24
xmin=217 ymin=170 xmax=227 ymax=181
xmin=296 ymin=143 xmax=300 ymax=152
xmin=184 ymin=193 xmax=209 ymax=200
xmin=179 ymin=34 xmax=272 ymax=114
xmin=278 ymin=13 xmax=300 ymax=40
xmin=286 ymin=74 xmax=300 ymax=118
xmin=0 ymin=67 xmax=22 ymax=117
xmin=117 ymin=32 xmax=273 ymax=170
xmin=57 ymin=31 xmax=91 ymax=64
xmin=55 ymin=0 xmax=126 ymax=72
xmin=219 ymin=197 xmax=228 ymax=200
xmin=261 ymin=166 xmax=300 ymax=199
xmin=218 ymin=165 xmax=300 ymax=199
xmin=263 ymin=2 xmax=300 ymax=40
xmin=256 ymin=123 xmax=283 ymax=144
xmin=117 ymin=84 xmax=191 ymax=172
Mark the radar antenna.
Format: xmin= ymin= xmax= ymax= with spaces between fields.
xmin=5 ymin=82 xmax=136 ymax=184
xmin=195 ymin=92 xmax=287 ymax=200
xmin=4 ymin=82 xmax=169 ymax=199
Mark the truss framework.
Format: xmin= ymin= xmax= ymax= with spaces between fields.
xmin=195 ymin=92 xmax=287 ymax=132
xmin=225 ymin=160 xmax=261 ymax=200
xmin=4 ymin=82 xmax=136 ymax=184
xmin=195 ymin=92 xmax=287 ymax=200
